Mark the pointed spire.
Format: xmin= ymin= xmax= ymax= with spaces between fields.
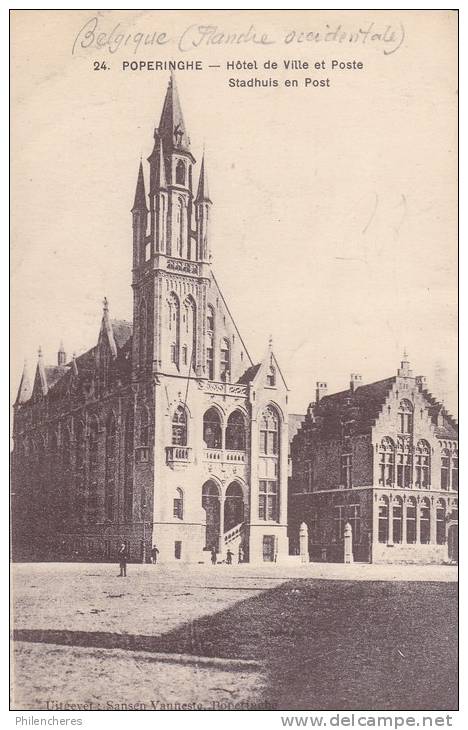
xmin=100 ymin=297 xmax=117 ymax=358
xmin=158 ymin=74 xmax=190 ymax=152
xmin=37 ymin=346 xmax=48 ymax=396
xmin=132 ymin=161 xmax=148 ymax=212
xmin=196 ymin=155 xmax=211 ymax=202
xmin=15 ymin=359 xmax=32 ymax=405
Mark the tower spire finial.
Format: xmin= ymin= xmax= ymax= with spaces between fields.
xmin=132 ymin=160 xmax=148 ymax=212
xmin=103 ymin=296 xmax=109 ymax=314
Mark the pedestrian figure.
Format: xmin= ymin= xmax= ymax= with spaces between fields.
xmin=118 ymin=542 xmax=128 ymax=577
xmin=151 ymin=545 xmax=159 ymax=564
xmin=226 ymin=549 xmax=233 ymax=565
xmin=211 ymin=546 xmax=217 ymax=565
xmin=238 ymin=546 xmax=244 ymax=564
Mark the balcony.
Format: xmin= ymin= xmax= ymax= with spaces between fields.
xmin=204 ymin=448 xmax=246 ymax=464
xmin=166 ymin=446 xmax=192 ymax=468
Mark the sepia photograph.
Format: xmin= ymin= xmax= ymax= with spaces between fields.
xmin=10 ymin=8 xmax=458 ymax=717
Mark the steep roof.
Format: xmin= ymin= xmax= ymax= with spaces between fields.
xmin=196 ymin=155 xmax=211 ymax=202
xmin=311 ymin=377 xmax=397 ymax=439
xmin=15 ymin=362 xmax=32 ymax=405
xmin=237 ymin=363 xmax=261 ymax=384
xmin=132 ymin=161 xmax=147 ymax=212
xmin=111 ymin=320 xmax=132 ymax=349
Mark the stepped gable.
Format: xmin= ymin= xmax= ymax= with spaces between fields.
xmin=418 ymin=386 xmax=458 ymax=440
xmin=288 ymin=413 xmax=305 ymax=445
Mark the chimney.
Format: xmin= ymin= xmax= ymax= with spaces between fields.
xmin=350 ymin=373 xmax=362 ymax=392
xmin=315 ymin=381 xmax=328 ymax=403
xmin=58 ymin=341 xmax=66 ymax=367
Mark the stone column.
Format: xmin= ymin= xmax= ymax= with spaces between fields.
xmin=416 ymin=496 xmax=421 ymax=544
xmin=344 ymin=522 xmax=354 ymax=563
xmin=372 ymin=494 xmax=379 ymax=544
xmin=218 ymin=493 xmax=225 ymax=553
xmin=430 ymin=496 xmax=437 ymax=544
xmin=402 ymin=497 xmax=407 ymax=544
xmin=299 ymin=521 xmax=308 ymax=563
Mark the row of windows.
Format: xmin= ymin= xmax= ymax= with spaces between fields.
xmin=377 ymin=497 xmax=448 ymax=545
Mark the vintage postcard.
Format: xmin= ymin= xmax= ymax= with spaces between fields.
xmin=10 ymin=9 xmax=458 ymax=717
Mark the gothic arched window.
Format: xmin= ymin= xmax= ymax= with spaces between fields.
xmin=203 ymin=407 xmax=222 ymax=449
xmin=378 ymin=495 xmax=389 ymax=543
xmin=415 ymin=439 xmax=431 ymax=488
xmin=168 ymin=293 xmax=180 ymax=367
xmin=226 ymin=410 xmax=246 ymax=451
xmin=183 ymin=296 xmax=196 ymax=370
xmin=392 ymin=496 xmax=403 ymax=543
xmin=379 ymin=437 xmax=395 ymax=486
xmin=176 ymin=160 xmax=185 ymax=185
xmin=396 ymin=436 xmax=412 ymax=488
xmin=124 ymin=410 xmax=134 ymax=523
xmin=172 ymin=406 xmax=187 ymax=446
xmin=220 ymin=338 xmax=230 ymax=382
xmin=420 ymin=497 xmax=431 ymax=544
xmin=436 ymin=498 xmax=446 ymax=545
xmin=88 ymin=416 xmax=99 ymax=514
xmin=259 ymin=406 xmax=280 ymax=522
xmin=441 ymin=448 xmax=450 ymax=490
xmin=406 ymin=497 xmax=417 ymax=543
xmin=105 ymin=414 xmax=116 ymax=521
xmin=452 ymin=450 xmax=458 ymax=491
xmin=139 ymin=299 xmax=147 ymax=369
xmin=398 ymin=399 xmax=414 ymax=434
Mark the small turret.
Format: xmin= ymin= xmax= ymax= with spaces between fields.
xmin=131 ymin=161 xmax=148 ymax=269
xmin=195 ymin=155 xmax=212 ymax=262
xmin=15 ymin=360 xmax=32 ymax=405
xmin=58 ymin=341 xmax=66 ymax=367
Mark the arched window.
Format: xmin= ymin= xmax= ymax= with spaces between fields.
xmin=267 ymin=365 xmax=276 ymax=387
xmin=392 ymin=496 xmax=403 ymax=543
xmin=220 ymin=338 xmax=230 ymax=382
xmin=420 ymin=497 xmax=430 ymax=544
xmin=259 ymin=406 xmax=280 ymax=522
xmin=177 ymin=197 xmax=184 ymax=257
xmin=183 ymin=296 xmax=196 ymax=371
xmin=105 ymin=415 xmax=116 ymax=521
xmin=349 ymin=504 xmax=360 ymax=543
xmin=452 ymin=450 xmax=458 ymax=491
xmin=436 ymin=499 xmax=446 ymax=545
xmin=139 ymin=299 xmax=147 ymax=369
xmin=378 ymin=496 xmax=389 ymax=543
xmin=75 ymin=421 xmax=85 ymax=491
xmin=225 ymin=410 xmax=246 ymax=450
xmin=124 ymin=410 xmax=134 ymax=523
xmin=62 ymin=428 xmax=71 ymax=471
xmin=168 ymin=293 xmax=180 ymax=367
xmin=203 ymin=407 xmax=222 ymax=449
xmin=398 ymin=399 xmax=413 ymax=434
xmin=172 ymin=406 xmax=187 ymax=446
xmin=140 ymin=406 xmax=149 ymax=447
xmin=397 ymin=436 xmax=412 ymax=488
xmin=88 ymin=417 xmax=99 ymax=513
xmin=379 ymin=437 xmax=395 ymax=486
xmin=415 ymin=440 xmax=431 ymax=488
xmin=260 ymin=406 xmax=279 ymax=455
xmin=406 ymin=497 xmax=417 ymax=543
xmin=173 ymin=488 xmax=183 ymax=519
xmin=176 ymin=160 xmax=185 ymax=185
xmin=441 ymin=448 xmax=450 ymax=490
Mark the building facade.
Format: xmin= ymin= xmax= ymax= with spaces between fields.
xmin=12 ymin=77 xmax=290 ymax=564
xmin=289 ymin=356 xmax=458 ymax=564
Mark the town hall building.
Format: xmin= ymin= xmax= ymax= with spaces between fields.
xmin=12 ymin=77 xmax=290 ymax=564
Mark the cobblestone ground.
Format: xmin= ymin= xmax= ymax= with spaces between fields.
xmin=11 ymin=562 xmax=457 ymax=711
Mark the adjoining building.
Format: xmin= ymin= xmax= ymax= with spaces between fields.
xmin=12 ymin=77 xmax=290 ymax=564
xmin=289 ymin=356 xmax=458 ymax=564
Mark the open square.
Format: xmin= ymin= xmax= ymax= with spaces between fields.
xmin=11 ymin=562 xmax=458 ymax=711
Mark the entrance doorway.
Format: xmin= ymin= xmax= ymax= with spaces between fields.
xmin=202 ymin=480 xmax=220 ymax=550
xmin=224 ymin=481 xmax=244 ymax=533
xmin=448 ymin=524 xmax=458 ymax=562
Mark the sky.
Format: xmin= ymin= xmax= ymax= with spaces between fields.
xmin=11 ymin=10 xmax=458 ymax=416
